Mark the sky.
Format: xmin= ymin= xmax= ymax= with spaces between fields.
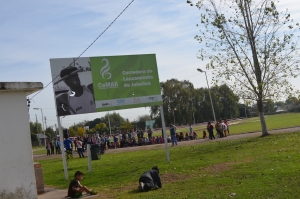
xmin=1 ymin=0 xmax=299 ymax=129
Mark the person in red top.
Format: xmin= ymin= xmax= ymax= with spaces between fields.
xmin=76 ymin=138 xmax=84 ymax=158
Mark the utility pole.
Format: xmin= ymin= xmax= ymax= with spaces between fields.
xmin=44 ymin=116 xmax=48 ymax=140
xmin=190 ymin=94 xmax=196 ymax=125
xmin=55 ymin=124 xmax=58 ymax=136
xmin=44 ymin=117 xmax=47 ymax=129
xmin=36 ymin=114 xmax=41 ymax=146
xmin=33 ymin=108 xmax=45 ymax=146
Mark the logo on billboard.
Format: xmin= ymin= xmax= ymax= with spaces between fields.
xmin=102 ymin=102 xmax=112 ymax=107
xmin=133 ymin=98 xmax=141 ymax=103
xmin=149 ymin=96 xmax=158 ymax=102
xmin=117 ymin=99 xmax=125 ymax=104
xmin=100 ymin=58 xmax=112 ymax=80
xmin=98 ymin=81 xmax=119 ymax=89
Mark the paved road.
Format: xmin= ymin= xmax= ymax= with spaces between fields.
xmin=38 ymin=188 xmax=98 ymax=199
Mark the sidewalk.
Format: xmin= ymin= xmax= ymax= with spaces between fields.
xmin=38 ymin=188 xmax=98 ymax=199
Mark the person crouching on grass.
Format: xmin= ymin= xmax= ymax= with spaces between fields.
xmin=66 ymin=171 xmax=97 ymax=198
xmin=138 ymin=166 xmax=162 ymax=192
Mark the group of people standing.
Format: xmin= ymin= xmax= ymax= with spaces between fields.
xmin=46 ymin=120 xmax=230 ymax=157
xmin=46 ymin=139 xmax=61 ymax=156
xmin=206 ymin=119 xmax=229 ymax=139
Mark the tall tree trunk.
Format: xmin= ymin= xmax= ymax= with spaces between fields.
xmin=257 ymin=98 xmax=268 ymax=136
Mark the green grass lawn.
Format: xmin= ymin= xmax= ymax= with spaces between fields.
xmin=152 ymin=113 xmax=300 ymax=137
xmin=32 ymin=146 xmax=47 ymax=155
xmin=39 ymin=130 xmax=300 ymax=198
xmin=33 ymin=113 xmax=299 ymax=155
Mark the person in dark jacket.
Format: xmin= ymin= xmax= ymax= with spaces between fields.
xmin=207 ymin=122 xmax=215 ymax=140
xmin=138 ymin=166 xmax=162 ymax=192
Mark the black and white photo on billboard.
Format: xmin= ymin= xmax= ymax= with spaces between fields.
xmin=50 ymin=57 xmax=96 ymax=116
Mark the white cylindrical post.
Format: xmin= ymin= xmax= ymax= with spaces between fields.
xmin=57 ymin=116 xmax=68 ymax=180
xmin=205 ymin=71 xmax=217 ymax=123
xmin=87 ymin=144 xmax=92 ymax=172
xmin=40 ymin=109 xmax=46 ymax=146
xmin=160 ymin=105 xmax=170 ymax=163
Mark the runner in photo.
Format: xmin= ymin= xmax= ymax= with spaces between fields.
xmin=55 ymin=66 xmax=96 ymax=116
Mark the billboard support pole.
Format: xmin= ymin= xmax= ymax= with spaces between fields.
xmin=160 ymin=105 xmax=170 ymax=163
xmin=57 ymin=116 xmax=69 ymax=180
xmin=108 ymin=112 xmax=112 ymax=136
xmin=87 ymin=144 xmax=92 ymax=172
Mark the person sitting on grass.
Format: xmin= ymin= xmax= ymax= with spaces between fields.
xmin=193 ymin=131 xmax=198 ymax=140
xmin=138 ymin=166 xmax=162 ymax=192
xmin=66 ymin=171 xmax=97 ymax=198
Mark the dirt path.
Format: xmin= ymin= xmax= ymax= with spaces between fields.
xmin=33 ymin=126 xmax=300 ymax=160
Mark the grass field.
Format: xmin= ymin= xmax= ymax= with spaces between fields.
xmin=153 ymin=113 xmax=300 ymax=137
xmin=33 ymin=113 xmax=300 ymax=155
xmin=38 ymin=130 xmax=300 ymax=198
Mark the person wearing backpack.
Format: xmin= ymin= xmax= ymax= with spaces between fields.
xmin=169 ymin=122 xmax=178 ymax=146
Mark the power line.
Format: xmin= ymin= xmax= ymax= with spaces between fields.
xmin=30 ymin=0 xmax=135 ymax=100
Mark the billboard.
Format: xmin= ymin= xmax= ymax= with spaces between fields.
xmin=50 ymin=54 xmax=162 ymax=116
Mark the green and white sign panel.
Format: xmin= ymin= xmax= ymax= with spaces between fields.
xmin=50 ymin=54 xmax=162 ymax=116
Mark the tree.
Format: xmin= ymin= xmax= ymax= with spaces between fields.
xmin=69 ymin=127 xmax=76 ymax=137
xmin=275 ymin=101 xmax=285 ymax=107
xmin=150 ymin=79 xmax=192 ymax=126
xmin=156 ymin=79 xmax=195 ymax=125
xmin=101 ymin=112 xmax=125 ymax=128
xmin=134 ymin=114 xmax=152 ymax=130
xmin=87 ymin=128 xmax=96 ymax=134
xmin=120 ymin=121 xmax=133 ymax=131
xmin=30 ymin=122 xmax=42 ymax=135
xmin=77 ymin=127 xmax=85 ymax=137
xmin=150 ymin=78 xmax=240 ymax=125
xmin=95 ymin=122 xmax=108 ymax=134
xmin=286 ymin=95 xmax=300 ymax=112
xmin=45 ymin=127 xmax=56 ymax=140
xmin=85 ymin=118 xmax=102 ymax=129
xmin=31 ymin=134 xmax=38 ymax=142
xmin=263 ymin=99 xmax=276 ymax=113
xmin=211 ymin=84 xmax=240 ymax=119
xmin=137 ymin=115 xmax=151 ymax=122
xmin=191 ymin=0 xmax=300 ymax=135
xmin=238 ymin=103 xmax=251 ymax=117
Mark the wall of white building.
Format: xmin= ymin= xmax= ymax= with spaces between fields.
xmin=0 ymin=86 xmax=39 ymax=199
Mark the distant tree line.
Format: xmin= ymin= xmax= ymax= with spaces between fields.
xmin=150 ymin=79 xmax=300 ymax=128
